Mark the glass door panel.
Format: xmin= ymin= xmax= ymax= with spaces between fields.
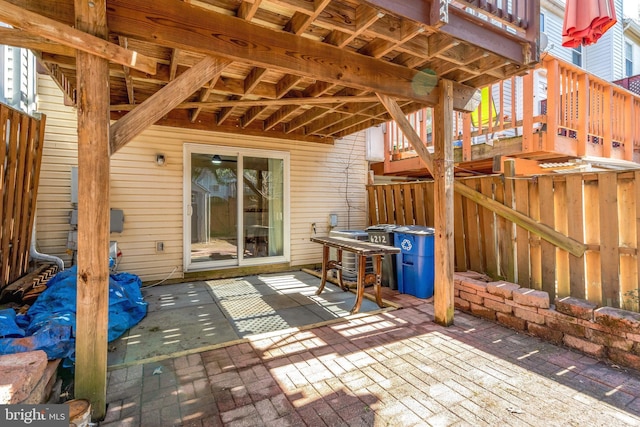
xmin=190 ymin=153 xmax=238 ymax=266
xmin=242 ymin=157 xmax=284 ymax=259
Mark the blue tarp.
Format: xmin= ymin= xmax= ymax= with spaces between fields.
xmin=0 ymin=266 xmax=147 ymax=363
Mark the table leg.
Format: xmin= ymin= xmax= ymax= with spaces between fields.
xmin=315 ymin=244 xmax=330 ymax=296
xmin=350 ymin=254 xmax=367 ymax=314
xmin=337 ymin=248 xmax=347 ymax=291
xmin=373 ymin=254 xmax=383 ymax=308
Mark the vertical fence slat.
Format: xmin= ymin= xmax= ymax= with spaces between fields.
xmin=367 ymin=186 xmax=377 ymax=225
xmin=528 ymin=178 xmax=542 ymax=289
xmin=584 ymin=177 xmax=602 ymax=304
xmin=599 ymin=173 xmax=620 ymax=307
xmin=454 ymin=191 xmax=467 ymax=271
xmin=375 ymin=185 xmax=387 ymax=224
xmin=619 ymin=176 xmax=637 ymax=311
xmin=13 ymin=115 xmax=34 ymax=278
xmin=403 ymin=183 xmax=415 ymax=225
xmin=495 ymin=174 xmax=515 ymax=281
xmin=539 ymin=175 xmax=556 ymax=300
xmin=425 ymin=182 xmax=435 ymax=227
xmin=384 ymin=185 xmax=395 ymax=224
xmin=1 ymin=110 xmax=20 ymax=287
xmin=464 ymin=179 xmax=484 ymax=272
xmin=566 ymin=174 xmax=586 ymax=299
xmin=554 ymin=179 xmax=570 ymax=298
xmin=392 ymin=184 xmax=403 ymax=225
xmin=0 ymin=106 xmax=7 ymax=286
xmin=479 ymin=177 xmax=498 ymax=277
xmin=413 ymin=183 xmax=426 ymax=226
xmin=515 ymin=179 xmax=530 ymax=286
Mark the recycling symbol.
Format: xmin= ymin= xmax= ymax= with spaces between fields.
xmin=401 ymin=239 xmax=412 ymax=251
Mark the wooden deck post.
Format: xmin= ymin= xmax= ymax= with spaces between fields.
xmin=434 ymin=80 xmax=455 ymax=326
xmin=74 ymin=0 xmax=110 ymax=420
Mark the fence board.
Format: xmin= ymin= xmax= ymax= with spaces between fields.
xmin=584 ymin=179 xmax=602 ymax=305
xmin=539 ymin=175 xmax=556 ymax=300
xmin=425 ymin=182 xmax=435 ymax=226
xmin=463 ymin=179 xmax=484 ymax=272
xmin=413 ymin=182 xmax=426 ymax=226
xmin=10 ymin=115 xmax=30 ymax=282
xmin=619 ymin=177 xmax=637 ymax=311
xmin=599 ymin=173 xmax=620 ymax=307
xmin=2 ymin=111 xmax=20 ymax=286
xmin=528 ymin=178 xmax=542 ymax=289
xmin=392 ymin=184 xmax=403 ymax=224
xmin=479 ymin=177 xmax=498 ymax=277
xmin=403 ymin=183 xmax=415 ymax=224
xmin=496 ymin=175 xmax=515 ymax=281
xmin=367 ymin=186 xmax=377 ymax=225
xmin=384 ymin=185 xmax=395 ymax=224
xmin=554 ymin=180 xmax=570 ymax=298
xmin=0 ymin=106 xmax=7 ymax=285
xmin=514 ymin=179 xmax=530 ymax=286
xmin=454 ymin=191 xmax=467 ymax=271
xmin=566 ymin=174 xmax=586 ymax=299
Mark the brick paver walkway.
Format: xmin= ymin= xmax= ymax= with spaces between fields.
xmin=102 ymin=293 xmax=640 ymax=426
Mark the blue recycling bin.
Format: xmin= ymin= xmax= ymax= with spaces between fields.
xmin=393 ymin=226 xmax=435 ymax=298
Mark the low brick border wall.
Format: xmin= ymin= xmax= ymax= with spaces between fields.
xmin=454 ymin=272 xmax=640 ymax=371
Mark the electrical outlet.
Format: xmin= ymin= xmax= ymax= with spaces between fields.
xmin=155 ymin=241 xmax=164 ymax=253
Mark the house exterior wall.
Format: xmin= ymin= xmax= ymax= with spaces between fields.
xmin=35 ymin=75 xmax=368 ymax=281
xmin=541 ymin=0 xmax=626 ymax=81
xmin=624 ymin=20 xmax=640 ymax=76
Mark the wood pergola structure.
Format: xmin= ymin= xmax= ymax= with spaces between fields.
xmin=1 ymin=0 xmax=539 ymax=418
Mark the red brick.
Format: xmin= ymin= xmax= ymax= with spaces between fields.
xmin=527 ymin=323 xmax=563 ymax=345
xmin=459 ymin=290 xmax=483 ymax=305
xmin=608 ymin=348 xmax=640 ymax=371
xmin=477 ymin=291 xmax=504 ymax=302
xmin=512 ymin=288 xmax=550 ymax=309
xmin=513 ymin=307 xmax=545 ymax=325
xmin=487 ymin=281 xmax=520 ymax=300
xmin=577 ymin=318 xmax=627 ymax=337
xmin=585 ymin=328 xmax=634 ymax=352
xmin=483 ymin=298 xmax=512 ymax=314
xmin=454 ymin=288 xmax=459 ymax=298
xmin=455 ymin=271 xmax=491 ymax=282
xmin=538 ymin=308 xmax=578 ymax=323
xmin=0 ymin=350 xmax=48 ymax=404
xmin=545 ymin=318 xmax=586 ymax=338
xmin=627 ymin=332 xmax=640 ymax=343
xmin=594 ymin=307 xmax=640 ymax=334
xmin=454 ymin=297 xmax=470 ymax=311
xmin=555 ymin=297 xmax=598 ymax=320
xmin=496 ymin=312 xmax=527 ymax=331
xmin=469 ymin=302 xmax=496 ymax=321
xmin=563 ymin=335 xmax=605 ymax=358
xmin=459 ymin=278 xmax=489 ymax=293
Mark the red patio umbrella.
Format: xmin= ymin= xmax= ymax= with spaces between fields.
xmin=562 ymin=0 xmax=617 ymax=47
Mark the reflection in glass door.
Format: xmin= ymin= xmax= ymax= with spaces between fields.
xmin=185 ymin=145 xmax=289 ymax=271
xmin=190 ymin=153 xmax=238 ymax=265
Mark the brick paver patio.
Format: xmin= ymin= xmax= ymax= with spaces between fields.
xmin=101 ymin=291 xmax=640 ymax=426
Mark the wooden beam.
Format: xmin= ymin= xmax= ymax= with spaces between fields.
xmin=104 ymin=0 xmax=479 ymax=111
xmin=0 ymin=27 xmax=75 ymax=56
xmin=118 ymin=37 xmax=135 ymax=105
xmin=0 ymin=0 xmax=157 ymax=75
xmin=112 ymin=94 xmax=374 ymax=111
xmin=73 ymin=0 xmax=110 ymax=420
xmin=376 ymin=92 xmax=587 ymax=258
xmin=110 ymin=56 xmax=231 ymax=153
xmin=433 ymin=79 xmax=455 ymax=326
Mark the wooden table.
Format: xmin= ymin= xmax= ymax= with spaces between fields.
xmin=310 ymin=236 xmax=400 ymax=314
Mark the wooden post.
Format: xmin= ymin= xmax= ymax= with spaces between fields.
xmin=74 ymin=0 xmax=110 ymax=420
xmin=545 ymin=58 xmax=559 ymax=152
xmin=434 ymin=80 xmax=454 ymax=326
xmin=522 ymin=72 xmax=534 ymax=152
xmin=577 ymin=74 xmax=589 ymax=157
xmin=603 ymin=87 xmax=613 ymax=158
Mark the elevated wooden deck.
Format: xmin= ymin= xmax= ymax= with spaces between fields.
xmin=373 ymin=55 xmax=640 ymax=177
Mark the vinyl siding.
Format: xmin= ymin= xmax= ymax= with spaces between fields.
xmin=35 ymin=75 xmax=367 ymax=281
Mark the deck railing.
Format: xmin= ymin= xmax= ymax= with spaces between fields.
xmin=385 ymin=54 xmax=640 ymax=167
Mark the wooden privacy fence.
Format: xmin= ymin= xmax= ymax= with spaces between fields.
xmin=0 ymin=103 xmax=46 ymax=290
xmin=367 ymin=171 xmax=640 ymax=312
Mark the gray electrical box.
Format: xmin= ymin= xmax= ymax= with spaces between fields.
xmin=110 ymin=209 xmax=125 ymax=233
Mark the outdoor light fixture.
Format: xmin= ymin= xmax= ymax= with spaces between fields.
xmin=156 ymin=154 xmax=166 ymax=166
xmin=211 ymin=154 xmax=222 ymax=164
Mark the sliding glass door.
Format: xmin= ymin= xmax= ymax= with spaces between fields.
xmin=184 ymin=145 xmax=289 ymax=271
